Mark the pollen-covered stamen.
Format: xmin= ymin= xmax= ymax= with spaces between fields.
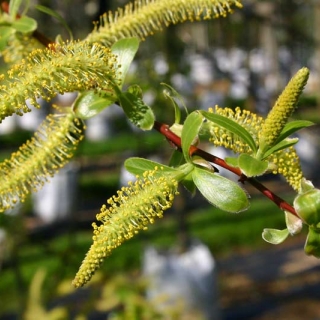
xmin=0 ymin=109 xmax=85 ymax=212
xmin=0 ymin=41 xmax=119 ymax=123
xmin=87 ymin=0 xmax=243 ymax=46
xmin=72 ymin=167 xmax=179 ymax=288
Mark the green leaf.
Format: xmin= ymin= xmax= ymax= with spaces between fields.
xmin=72 ymin=91 xmax=117 ymax=119
xmin=111 ymin=37 xmax=139 ymax=88
xmin=192 ymin=166 xmax=249 ymax=213
xmin=0 ymin=26 xmax=15 ymax=50
xmin=225 ymin=157 xmax=238 ymax=168
xmin=35 ymin=5 xmax=73 ymax=40
xmin=161 ymin=83 xmax=188 ymax=124
xmin=181 ymin=111 xmax=203 ymax=163
xmin=11 ymin=16 xmax=37 ymax=33
xmin=262 ymin=228 xmax=289 ymax=244
xmin=9 ymin=0 xmax=23 ymax=18
xmin=169 ymin=150 xmax=185 ymax=168
xmin=262 ymin=138 xmax=299 ymax=159
xmin=275 ymin=120 xmax=314 ymax=145
xmin=201 ymin=111 xmax=257 ymax=153
xmin=125 ymin=157 xmax=179 ymax=176
xmin=238 ymin=153 xmax=268 ymax=177
xmin=119 ymin=91 xmax=154 ymax=130
xmin=304 ymin=227 xmax=320 ymax=258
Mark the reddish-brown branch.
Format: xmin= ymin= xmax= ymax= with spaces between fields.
xmin=153 ymin=120 xmax=298 ymax=217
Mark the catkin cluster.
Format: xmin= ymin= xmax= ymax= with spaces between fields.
xmin=87 ymin=0 xmax=243 ymax=46
xmin=73 ymin=167 xmax=179 ymax=287
xmin=0 ymin=41 xmax=119 ymax=123
xmin=0 ymin=109 xmax=85 ymax=212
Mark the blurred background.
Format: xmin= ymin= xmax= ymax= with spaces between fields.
xmin=1 ymin=0 xmax=320 ymax=319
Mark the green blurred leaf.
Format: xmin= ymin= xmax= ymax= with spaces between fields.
xmin=201 ymin=111 xmax=257 ymax=153
xmin=119 ymin=91 xmax=154 ymax=130
xmin=262 ymin=228 xmax=289 ymax=244
xmin=11 ymin=15 xmax=37 ymax=33
xmin=125 ymin=157 xmax=178 ymax=176
xmin=192 ymin=166 xmax=249 ymax=213
xmin=169 ymin=150 xmax=185 ymax=168
xmin=0 ymin=26 xmax=15 ymax=50
xmin=238 ymin=153 xmax=268 ymax=177
xmin=111 ymin=37 xmax=139 ymax=88
xmin=72 ymin=90 xmax=116 ymax=119
xmin=9 ymin=0 xmax=23 ymax=18
xmin=181 ymin=111 xmax=203 ymax=163
xmin=262 ymin=138 xmax=299 ymax=159
xmin=304 ymin=227 xmax=320 ymax=258
xmin=35 ymin=5 xmax=73 ymax=39
xmin=225 ymin=157 xmax=238 ymax=168
xmin=275 ymin=120 xmax=314 ymax=145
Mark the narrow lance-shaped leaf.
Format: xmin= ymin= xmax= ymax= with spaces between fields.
xmin=201 ymin=110 xmax=257 ymax=153
xmin=262 ymin=138 xmax=299 ymax=160
xmin=181 ymin=111 xmax=203 ymax=163
xmin=162 ymin=83 xmax=188 ymax=124
xmin=192 ymin=166 xmax=249 ymax=213
xmin=125 ymin=157 xmax=179 ymax=176
xmin=274 ymin=120 xmax=314 ymax=145
xmin=35 ymin=5 xmax=73 ymax=39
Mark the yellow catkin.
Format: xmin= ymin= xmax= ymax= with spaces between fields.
xmin=207 ymin=105 xmax=303 ymax=191
xmin=72 ymin=167 xmax=179 ymax=288
xmin=0 ymin=109 xmax=85 ymax=212
xmin=259 ymin=67 xmax=309 ymax=150
xmin=0 ymin=41 xmax=119 ymax=123
xmin=86 ymin=0 xmax=243 ymax=46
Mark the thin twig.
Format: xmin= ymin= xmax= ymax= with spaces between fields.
xmin=153 ymin=120 xmax=297 ymax=217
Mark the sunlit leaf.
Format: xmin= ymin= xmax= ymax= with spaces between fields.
xmin=111 ymin=37 xmax=139 ymax=88
xmin=262 ymin=138 xmax=299 ymax=159
xmin=262 ymin=228 xmax=289 ymax=244
xmin=275 ymin=120 xmax=314 ymax=145
xmin=238 ymin=153 xmax=268 ymax=177
xmin=72 ymin=90 xmax=116 ymax=119
xmin=125 ymin=157 xmax=178 ymax=176
xmin=181 ymin=111 xmax=203 ymax=163
xmin=201 ymin=110 xmax=257 ymax=153
xmin=192 ymin=166 xmax=249 ymax=213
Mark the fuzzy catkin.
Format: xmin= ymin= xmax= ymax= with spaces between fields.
xmin=86 ymin=0 xmax=243 ymax=46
